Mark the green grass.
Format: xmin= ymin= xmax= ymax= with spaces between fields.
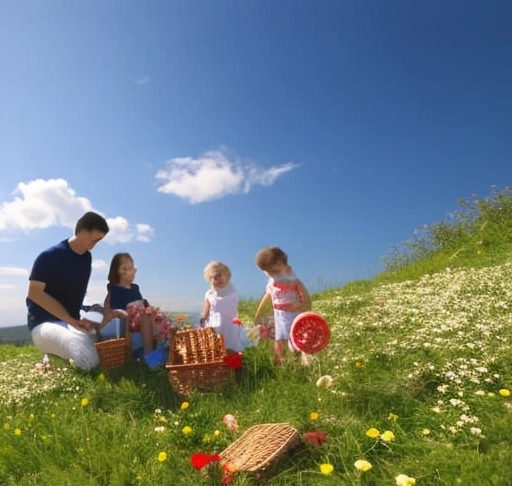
xmin=2 ymin=186 xmax=512 ymax=485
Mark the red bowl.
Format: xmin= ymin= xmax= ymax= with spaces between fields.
xmin=290 ymin=312 xmax=330 ymax=354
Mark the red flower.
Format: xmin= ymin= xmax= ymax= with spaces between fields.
xmin=232 ymin=317 xmax=243 ymax=326
xmin=258 ymin=323 xmax=275 ymax=340
xmin=224 ymin=353 xmax=243 ymax=370
xmin=190 ymin=453 xmax=221 ymax=470
xmin=303 ymin=431 xmax=327 ymax=447
xmin=128 ymin=320 xmax=140 ymax=332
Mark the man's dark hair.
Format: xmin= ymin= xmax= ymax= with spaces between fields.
xmin=75 ymin=212 xmax=110 ymax=235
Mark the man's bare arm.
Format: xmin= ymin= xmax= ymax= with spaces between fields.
xmin=27 ymin=280 xmax=84 ymax=329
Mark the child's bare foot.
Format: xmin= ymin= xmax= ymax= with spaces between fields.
xmin=300 ymin=352 xmax=310 ymax=367
xmin=275 ymin=356 xmax=284 ymax=366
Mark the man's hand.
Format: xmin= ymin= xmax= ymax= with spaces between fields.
xmin=78 ymin=319 xmax=97 ymax=331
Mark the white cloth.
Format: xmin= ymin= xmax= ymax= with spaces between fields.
xmin=31 ymin=321 xmax=100 ymax=370
xmin=205 ymin=283 xmax=243 ymax=352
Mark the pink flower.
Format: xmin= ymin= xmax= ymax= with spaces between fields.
xmin=258 ymin=324 xmax=275 ymax=340
xmin=303 ymin=431 xmax=327 ymax=447
xmin=221 ymin=474 xmax=233 ymax=484
xmin=222 ymin=414 xmax=239 ymax=432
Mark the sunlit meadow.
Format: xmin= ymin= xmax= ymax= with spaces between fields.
xmin=1 ymin=188 xmax=512 ymax=485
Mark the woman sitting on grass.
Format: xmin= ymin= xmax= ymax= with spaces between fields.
xmin=98 ymin=252 xmax=168 ymax=361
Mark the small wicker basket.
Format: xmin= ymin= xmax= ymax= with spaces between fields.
xmin=95 ymin=322 xmax=131 ymax=371
xmin=166 ymin=327 xmax=231 ymax=396
xmin=220 ymin=423 xmax=300 ymax=473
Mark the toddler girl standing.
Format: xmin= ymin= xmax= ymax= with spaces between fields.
xmin=200 ymin=261 xmax=244 ymax=352
xmin=254 ymin=246 xmax=311 ymax=366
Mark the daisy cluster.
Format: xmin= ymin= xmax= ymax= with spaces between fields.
xmin=315 ymin=261 xmax=512 ymax=438
xmin=0 ymin=355 xmax=76 ymax=407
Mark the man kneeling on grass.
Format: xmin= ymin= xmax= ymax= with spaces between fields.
xmin=26 ymin=211 xmax=109 ymax=371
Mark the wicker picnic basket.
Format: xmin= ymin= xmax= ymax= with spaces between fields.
xmin=220 ymin=423 xmax=301 ymax=473
xmin=95 ymin=322 xmax=131 ymax=371
xmin=166 ymin=327 xmax=231 ymax=396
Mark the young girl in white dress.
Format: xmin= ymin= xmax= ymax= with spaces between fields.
xmin=200 ymin=261 xmax=244 ymax=352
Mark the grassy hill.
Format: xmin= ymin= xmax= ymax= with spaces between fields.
xmin=1 ymin=186 xmax=511 ymax=485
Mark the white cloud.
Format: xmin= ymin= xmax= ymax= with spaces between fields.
xmin=135 ymin=224 xmax=154 ymax=242
xmin=83 ymin=281 xmax=108 ymax=306
xmin=91 ymin=259 xmax=107 ymax=270
xmin=0 ymin=178 xmax=92 ymax=231
xmin=0 ymin=284 xmax=16 ymax=290
xmin=155 ymin=150 xmax=298 ymax=204
xmin=103 ymin=217 xmax=155 ymax=245
xmin=134 ymin=76 xmax=150 ymax=86
xmin=0 ymin=179 xmax=154 ymax=243
xmin=0 ymin=266 xmax=29 ymax=277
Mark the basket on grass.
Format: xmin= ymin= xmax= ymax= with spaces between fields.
xmin=95 ymin=320 xmax=131 ymax=371
xmin=166 ymin=327 xmax=231 ymax=396
xmin=220 ymin=423 xmax=300 ymax=473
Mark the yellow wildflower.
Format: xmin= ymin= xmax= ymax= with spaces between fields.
xmin=499 ymin=389 xmax=511 ymax=397
xmin=316 ymin=375 xmax=334 ymax=388
xmin=80 ymin=397 xmax=89 ymax=407
xmin=182 ymin=425 xmax=192 ymax=435
xmin=309 ymin=412 xmax=319 ymax=421
xmin=157 ymin=451 xmax=167 ymax=462
xmin=380 ymin=430 xmax=395 ymax=442
xmin=354 ymin=459 xmax=372 ymax=472
xmin=366 ymin=427 xmax=380 ymax=438
xmin=396 ymin=473 xmax=416 ymax=486
xmin=320 ymin=463 xmax=334 ymax=475
xmin=181 ymin=401 xmax=190 ymax=410
xmin=14 ymin=428 xmax=22 ymax=436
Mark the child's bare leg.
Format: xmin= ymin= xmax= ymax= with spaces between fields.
xmin=139 ymin=314 xmax=154 ymax=354
xmin=274 ymin=340 xmax=286 ymax=365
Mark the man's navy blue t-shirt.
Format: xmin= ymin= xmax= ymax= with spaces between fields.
xmin=26 ymin=239 xmax=92 ymax=331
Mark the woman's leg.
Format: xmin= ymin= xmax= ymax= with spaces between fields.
xmin=138 ymin=314 xmax=154 ymax=354
xmin=31 ymin=321 xmax=99 ymax=371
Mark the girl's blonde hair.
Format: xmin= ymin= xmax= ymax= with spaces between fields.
xmin=203 ymin=261 xmax=232 ymax=283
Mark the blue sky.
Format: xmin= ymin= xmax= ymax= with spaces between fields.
xmin=0 ymin=0 xmax=511 ymax=327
